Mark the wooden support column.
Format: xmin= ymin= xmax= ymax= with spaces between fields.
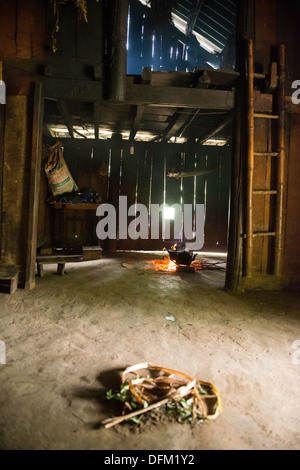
xmin=274 ymin=44 xmax=286 ymax=275
xmin=245 ymin=39 xmax=254 ymax=278
xmin=24 ymin=83 xmax=44 ymax=290
xmin=107 ymin=0 xmax=129 ymax=102
xmin=225 ymin=87 xmax=244 ymax=290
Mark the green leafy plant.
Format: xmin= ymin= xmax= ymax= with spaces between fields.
xmin=106 ymin=380 xmax=149 ymax=425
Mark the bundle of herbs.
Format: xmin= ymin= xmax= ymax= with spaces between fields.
xmin=102 ymin=362 xmax=222 ymax=429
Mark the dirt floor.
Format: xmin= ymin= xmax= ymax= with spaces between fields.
xmin=0 ymin=252 xmax=300 ymax=450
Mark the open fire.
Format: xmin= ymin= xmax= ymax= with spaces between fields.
xmin=154 ymin=244 xmax=206 ymax=273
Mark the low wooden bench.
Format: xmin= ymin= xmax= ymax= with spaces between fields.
xmin=36 ymin=255 xmax=83 ymax=277
xmin=0 ymin=271 xmax=19 ymax=294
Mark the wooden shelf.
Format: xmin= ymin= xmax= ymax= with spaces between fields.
xmin=50 ymin=202 xmax=100 ymax=211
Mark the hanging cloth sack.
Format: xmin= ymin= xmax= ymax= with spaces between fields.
xmin=44 ymin=142 xmax=78 ymax=197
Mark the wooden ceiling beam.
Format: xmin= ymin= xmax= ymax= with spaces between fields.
xmin=42 ymin=78 xmax=235 ymax=109
xmin=126 ymin=84 xmax=235 ymax=109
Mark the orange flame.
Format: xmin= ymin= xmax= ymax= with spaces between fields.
xmin=154 ymin=256 xmax=177 ymax=272
xmin=167 ymin=259 xmax=177 ymax=272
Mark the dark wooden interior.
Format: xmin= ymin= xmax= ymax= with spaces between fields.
xmin=0 ymin=0 xmax=300 ymax=291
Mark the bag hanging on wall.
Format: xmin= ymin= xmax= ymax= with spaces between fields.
xmin=44 ymin=142 xmax=78 ymax=197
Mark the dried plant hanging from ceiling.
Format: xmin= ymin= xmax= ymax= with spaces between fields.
xmin=51 ymin=0 xmax=91 ymax=52
xmin=50 ymin=0 xmax=177 ymax=52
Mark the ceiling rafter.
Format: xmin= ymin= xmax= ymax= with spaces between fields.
xmin=199 ymin=113 xmax=233 ymax=144
xmin=129 ymin=105 xmax=145 ymax=142
xmin=185 ymin=0 xmax=204 ymax=36
xmin=157 ymin=107 xmax=197 ymax=142
xmin=56 ymin=100 xmax=74 ymax=139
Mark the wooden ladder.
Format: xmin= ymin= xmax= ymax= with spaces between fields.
xmin=244 ymin=39 xmax=286 ymax=278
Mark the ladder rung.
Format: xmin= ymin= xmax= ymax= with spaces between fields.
xmin=253 ymin=190 xmax=277 ymax=195
xmin=254 ymin=113 xmax=279 ymax=119
xmin=253 ymin=231 xmax=276 ymax=237
xmin=246 ymin=72 xmax=267 ymax=79
xmin=254 ymin=73 xmax=267 ymax=79
xmin=254 ymin=152 xmax=279 ymax=157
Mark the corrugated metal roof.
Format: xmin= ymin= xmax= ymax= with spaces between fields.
xmin=174 ymin=0 xmax=236 ymax=51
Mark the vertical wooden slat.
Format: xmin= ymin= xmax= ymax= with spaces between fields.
xmin=274 ymin=44 xmax=286 ymax=275
xmin=204 ymin=148 xmax=218 ymax=251
xmin=245 ymin=38 xmax=254 ymax=277
xmin=182 ymin=151 xmax=194 ymax=246
xmin=150 ymin=148 xmax=165 ymax=247
xmin=25 ymin=83 xmax=44 ymax=289
xmin=107 ymin=136 xmax=122 ymax=251
xmin=217 ymin=149 xmax=231 ymax=250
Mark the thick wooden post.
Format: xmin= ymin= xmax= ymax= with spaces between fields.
xmin=225 ymin=83 xmax=244 ymax=290
xmin=244 ymin=39 xmax=254 ymax=278
xmin=0 ymin=85 xmax=4 ymax=263
xmin=274 ymin=44 xmax=286 ymax=275
xmin=24 ymin=83 xmax=44 ymax=290
xmin=107 ymin=0 xmax=129 ymax=102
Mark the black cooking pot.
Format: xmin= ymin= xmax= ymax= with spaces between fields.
xmin=168 ymin=249 xmax=196 ymax=266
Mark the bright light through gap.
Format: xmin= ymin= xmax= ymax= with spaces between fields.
xmin=164 ymin=207 xmax=176 ymax=220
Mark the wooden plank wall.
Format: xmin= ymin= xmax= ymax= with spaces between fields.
xmin=39 ymin=139 xmax=231 ymax=252
xmin=0 ymin=0 xmax=49 ymax=59
xmin=277 ymin=1 xmax=300 ymax=285
xmin=284 ymin=113 xmax=300 ymax=285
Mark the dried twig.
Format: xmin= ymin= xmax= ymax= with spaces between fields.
xmin=102 ymin=398 xmax=170 ymax=429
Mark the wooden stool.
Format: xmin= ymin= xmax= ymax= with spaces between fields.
xmin=37 ymin=261 xmax=66 ymax=278
xmin=36 ymin=255 xmax=82 ymax=277
xmin=0 ymin=271 xmax=19 ymax=294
